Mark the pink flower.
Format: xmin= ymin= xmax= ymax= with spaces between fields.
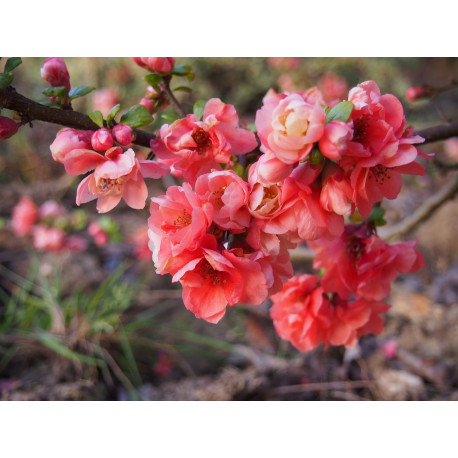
xmin=40 ymin=57 xmax=70 ymax=91
xmin=64 ymin=147 xmax=170 ymax=213
xmin=172 ymin=244 xmax=268 ymax=323
xmin=255 ymin=92 xmax=326 ymax=164
xmin=249 ymin=151 xmax=294 ymax=185
xmin=131 ymin=57 xmax=175 ymax=74
xmin=11 ymin=197 xmax=38 ymax=236
xmin=0 ymin=116 xmax=19 ymax=140
xmin=38 ymin=200 xmax=66 ymax=219
xmin=151 ymin=98 xmax=257 ymax=185
xmin=195 ymin=170 xmax=250 ymax=233
xmin=270 ymin=274 xmax=333 ymax=352
xmin=32 ymin=225 xmax=66 ymax=252
xmin=139 ymin=97 xmax=155 ymax=113
xmin=92 ymin=88 xmax=120 ymax=117
xmin=319 ymin=163 xmax=353 ymax=216
xmin=50 ymin=128 xmax=93 ymax=163
xmin=112 ymin=124 xmax=134 ymax=146
xmin=88 ymin=222 xmax=109 ymax=246
xmin=318 ymin=72 xmax=348 ymax=105
xmin=310 ymin=224 xmax=426 ymax=301
xmin=148 ymin=183 xmax=213 ymax=273
xmin=91 ymin=128 xmax=114 ymax=152
xmin=318 ymin=120 xmax=354 ymax=162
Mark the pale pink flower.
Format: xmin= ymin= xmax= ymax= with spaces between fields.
xmin=64 ymin=147 xmax=169 ymax=213
xmin=319 ymin=163 xmax=353 ymax=216
xmin=255 ymin=92 xmax=326 ymax=164
xmin=38 ymin=200 xmax=66 ymax=219
xmin=32 ymin=225 xmax=66 ymax=252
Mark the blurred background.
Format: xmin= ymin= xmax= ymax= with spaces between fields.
xmin=0 ymin=57 xmax=457 ymax=400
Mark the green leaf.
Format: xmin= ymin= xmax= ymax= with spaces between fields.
xmin=106 ymin=104 xmax=121 ymax=125
xmin=368 ymin=206 xmax=387 ymax=226
xmin=42 ymin=86 xmax=67 ymax=99
xmin=193 ymin=99 xmax=205 ymax=120
xmin=230 ymin=163 xmax=246 ymax=179
xmin=173 ymin=86 xmax=192 ymax=93
xmin=68 ymin=85 xmax=95 ymax=100
xmin=0 ymin=73 xmax=13 ymax=90
xmin=246 ymin=123 xmax=257 ymax=133
xmin=144 ymin=73 xmax=163 ymax=89
xmin=186 ymin=72 xmax=195 ymax=82
xmin=4 ymin=57 xmax=22 ymax=73
xmin=161 ymin=113 xmax=180 ymax=123
xmin=120 ymin=104 xmax=153 ymax=128
xmin=325 ymin=101 xmax=354 ymax=125
xmin=89 ymin=110 xmax=104 ymax=128
xmin=171 ymin=64 xmax=191 ymax=76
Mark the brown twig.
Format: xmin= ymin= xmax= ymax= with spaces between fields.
xmin=0 ymin=86 xmax=155 ymax=148
xmin=416 ymin=121 xmax=458 ymax=144
xmin=160 ymin=76 xmax=186 ymax=118
xmin=378 ymin=172 xmax=458 ymax=241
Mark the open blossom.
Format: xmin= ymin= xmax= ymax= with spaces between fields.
xmin=40 ymin=57 xmax=71 ymax=91
xmin=50 ymin=128 xmax=93 ymax=163
xmin=270 ymin=274 xmax=391 ymax=352
xmin=310 ymin=224 xmax=426 ymax=301
xmin=151 ymin=98 xmax=257 ymax=185
xmin=195 ymin=170 xmax=250 ymax=233
xmin=319 ymin=163 xmax=353 ymax=216
xmin=11 ymin=197 xmax=38 ymax=236
xmin=255 ymin=92 xmax=326 ymax=164
xmin=0 ymin=116 xmax=19 ymax=140
xmin=172 ymin=242 xmax=268 ymax=324
xmin=131 ymin=57 xmax=175 ymax=74
xmin=64 ymin=147 xmax=170 ymax=213
xmin=148 ymin=183 xmax=214 ymax=273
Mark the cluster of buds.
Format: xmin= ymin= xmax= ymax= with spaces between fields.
xmin=11 ymin=197 xmax=88 ymax=253
xmin=131 ymin=57 xmax=175 ymax=75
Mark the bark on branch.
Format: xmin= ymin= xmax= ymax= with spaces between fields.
xmin=0 ymin=86 xmax=155 ymax=148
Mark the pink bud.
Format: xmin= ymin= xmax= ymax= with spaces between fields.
xmin=65 ymin=235 xmax=88 ymax=252
xmin=381 ymin=340 xmax=398 ymax=359
xmin=134 ymin=57 xmax=175 ymax=74
xmin=112 ymin=124 xmax=134 ymax=146
xmin=406 ymin=86 xmax=431 ymax=101
xmin=40 ymin=57 xmax=71 ymax=91
xmin=318 ymin=120 xmax=353 ymax=161
xmin=50 ymin=128 xmax=93 ymax=163
xmin=91 ymin=128 xmax=114 ymax=152
xmin=88 ymin=222 xmax=109 ymax=246
xmin=11 ymin=197 xmax=38 ymax=236
xmin=0 ymin=116 xmax=19 ymax=140
xmin=140 ymin=97 xmax=155 ymax=113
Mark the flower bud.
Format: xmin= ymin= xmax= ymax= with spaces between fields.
xmin=318 ymin=120 xmax=353 ymax=161
xmin=50 ymin=128 xmax=93 ymax=163
xmin=140 ymin=97 xmax=155 ymax=113
xmin=133 ymin=57 xmax=175 ymax=74
xmin=406 ymin=85 xmax=431 ymax=101
xmin=11 ymin=197 xmax=38 ymax=236
xmin=0 ymin=116 xmax=19 ymax=140
xmin=112 ymin=124 xmax=134 ymax=146
xmin=40 ymin=57 xmax=71 ymax=91
xmin=91 ymin=128 xmax=114 ymax=152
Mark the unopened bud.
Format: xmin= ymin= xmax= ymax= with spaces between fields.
xmin=0 ymin=116 xmax=19 ymax=140
xmin=112 ymin=124 xmax=134 ymax=146
xmin=40 ymin=57 xmax=71 ymax=91
xmin=406 ymin=85 xmax=431 ymax=101
xmin=91 ymin=128 xmax=114 ymax=152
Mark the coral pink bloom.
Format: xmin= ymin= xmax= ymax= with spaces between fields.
xmin=0 ymin=116 xmax=19 ymax=140
xmin=40 ymin=57 xmax=70 ymax=91
xmin=151 ymin=99 xmax=257 ymax=186
xmin=65 ymin=147 xmax=169 ymax=213
xmin=270 ymin=274 xmax=333 ymax=352
xmin=310 ymin=225 xmax=426 ymax=301
xmin=255 ymin=92 xmax=326 ymax=164
xmin=50 ymin=128 xmax=93 ymax=163
xmin=173 ymin=246 xmax=268 ymax=324
xmin=32 ymin=225 xmax=66 ymax=252
xmin=112 ymin=124 xmax=134 ymax=146
xmin=195 ymin=170 xmax=250 ymax=233
xmin=148 ymin=183 xmax=213 ymax=273
xmin=318 ymin=72 xmax=349 ymax=105
xmin=249 ymin=150 xmax=294 ymax=185
xmin=11 ymin=197 xmax=38 ymax=236
xmin=325 ymin=297 xmax=390 ymax=347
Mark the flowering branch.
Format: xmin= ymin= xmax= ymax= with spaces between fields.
xmin=0 ymin=86 xmax=155 ymax=148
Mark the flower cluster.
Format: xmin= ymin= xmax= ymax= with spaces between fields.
xmin=270 ymin=224 xmax=425 ymax=352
